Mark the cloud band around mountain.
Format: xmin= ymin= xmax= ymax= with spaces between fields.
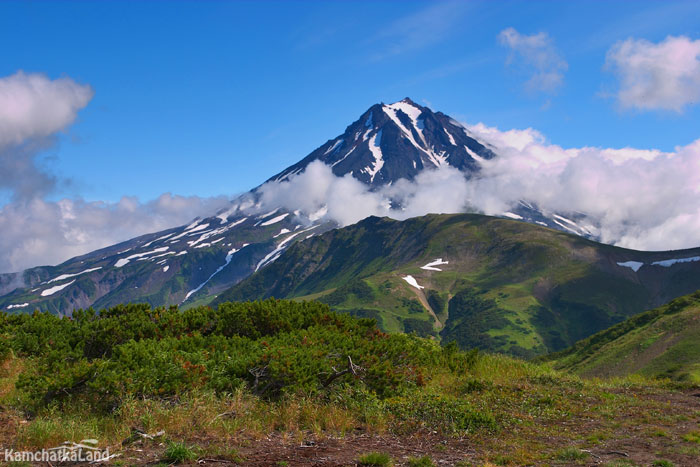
xmin=256 ymin=124 xmax=700 ymax=253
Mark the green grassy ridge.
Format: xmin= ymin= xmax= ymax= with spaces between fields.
xmin=547 ymin=290 xmax=700 ymax=382
xmin=212 ymin=213 xmax=700 ymax=357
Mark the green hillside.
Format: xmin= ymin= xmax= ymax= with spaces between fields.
xmin=213 ymin=213 xmax=700 ymax=357
xmin=2 ymin=300 xmax=699 ymax=466
xmin=548 ymin=290 xmax=700 ymax=383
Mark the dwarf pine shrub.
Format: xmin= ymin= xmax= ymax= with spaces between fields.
xmin=2 ymin=299 xmax=477 ymax=412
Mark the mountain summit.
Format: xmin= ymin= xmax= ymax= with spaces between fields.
xmin=270 ymin=98 xmax=496 ymax=186
xmin=0 ymin=98 xmax=591 ymax=315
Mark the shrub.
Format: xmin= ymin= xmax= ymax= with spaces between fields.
xmin=162 ymin=441 xmax=197 ymax=464
xmin=357 ymin=451 xmax=392 ymax=467
xmin=652 ymin=461 xmax=674 ymax=467
xmin=407 ymin=456 xmax=436 ymax=467
xmin=554 ymin=446 xmax=588 ymax=461
xmin=3 ymin=299 xmax=459 ymax=411
xmin=683 ymin=430 xmax=700 ymax=444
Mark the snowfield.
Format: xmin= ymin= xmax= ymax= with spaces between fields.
xmin=421 ymin=258 xmax=449 ymax=271
xmin=402 ymin=275 xmax=424 ymax=290
xmin=41 ymin=280 xmax=76 ymax=297
xmin=652 ymin=256 xmax=700 ymax=267
xmin=115 ymin=247 xmax=170 ymax=267
xmin=47 ymin=267 xmax=102 ymax=284
xmin=617 ymin=261 xmax=644 ymax=272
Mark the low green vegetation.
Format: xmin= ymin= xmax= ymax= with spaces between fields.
xmin=1 ymin=300 xmax=465 ymax=411
xmin=548 ymin=290 xmax=700 ymax=382
xmin=0 ymin=299 xmax=698 ymax=465
xmin=554 ymin=446 xmax=589 ymax=461
xmin=214 ymin=214 xmax=700 ymax=357
xmin=162 ymin=441 xmax=198 ymax=464
xmin=357 ymin=451 xmax=393 ymax=466
xmin=406 ymin=455 xmax=436 ymax=467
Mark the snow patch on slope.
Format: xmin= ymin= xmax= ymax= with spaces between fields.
xmin=465 ymin=145 xmax=486 ymax=163
xmin=617 ymin=261 xmax=644 ymax=272
xmin=444 ymin=127 xmax=457 ymax=146
xmin=324 ymin=139 xmax=344 ymax=155
xmin=184 ymin=247 xmax=240 ymax=302
xmin=421 ymin=258 xmax=449 ymax=271
xmin=502 ymin=212 xmax=523 ymax=220
xmin=402 ymin=275 xmax=424 ymax=290
xmin=47 ymin=267 xmax=102 ymax=284
xmin=115 ymin=247 xmax=169 ymax=268
xmin=386 ymin=101 xmax=427 ymax=147
xmin=260 ymin=213 xmax=289 ymax=226
xmin=255 ymin=226 xmax=317 ymax=272
xmin=366 ymin=129 xmax=384 ymax=182
xmin=652 ymin=256 xmax=700 ymax=267
xmin=41 ymin=280 xmax=75 ymax=297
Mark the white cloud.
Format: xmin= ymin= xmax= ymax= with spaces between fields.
xmin=0 ymin=71 xmax=229 ymax=273
xmin=0 ymin=71 xmax=94 ymax=148
xmin=605 ymin=35 xmax=700 ymax=112
xmin=498 ymin=27 xmax=568 ymax=93
xmin=465 ymin=123 xmax=700 ymax=251
xmin=257 ymin=160 xmax=471 ymax=227
xmin=0 ymin=72 xmax=94 ymax=200
xmin=0 ymin=194 xmax=230 ymax=273
xmin=258 ymin=127 xmax=700 ymax=253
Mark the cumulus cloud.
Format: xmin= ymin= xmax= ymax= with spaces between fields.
xmin=257 ymin=160 xmax=471 ymax=226
xmin=0 ymin=194 xmax=230 ymax=273
xmin=257 ymin=128 xmax=700 ymax=253
xmin=463 ymin=124 xmax=700 ymax=251
xmin=498 ymin=27 xmax=568 ymax=94
xmin=605 ymin=35 xmax=700 ymax=112
xmin=0 ymin=72 xmax=94 ymax=200
xmin=0 ymin=71 xmax=229 ymax=273
xmin=0 ymin=71 xmax=94 ymax=148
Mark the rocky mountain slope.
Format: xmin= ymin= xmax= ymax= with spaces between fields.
xmin=268 ymin=98 xmax=495 ymax=186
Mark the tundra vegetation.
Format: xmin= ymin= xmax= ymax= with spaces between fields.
xmin=0 ymin=299 xmax=699 ymax=465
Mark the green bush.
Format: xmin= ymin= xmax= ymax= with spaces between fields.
xmin=407 ymin=456 xmax=436 ymax=467
xmin=162 ymin=441 xmax=197 ymax=464
xmin=403 ymin=318 xmax=435 ymax=337
xmin=554 ymin=446 xmax=588 ymax=461
xmin=652 ymin=460 xmax=674 ymax=467
xmin=357 ymin=451 xmax=392 ymax=467
xmin=3 ymin=299 xmax=469 ymax=411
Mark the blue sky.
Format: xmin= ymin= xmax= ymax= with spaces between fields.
xmin=2 ymin=0 xmax=699 ymax=203
xmin=2 ymin=0 xmax=700 ymax=272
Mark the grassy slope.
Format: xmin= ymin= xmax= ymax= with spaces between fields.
xmin=214 ymin=213 xmax=700 ymax=357
xmin=1 ymin=301 xmax=699 ymax=466
xmin=548 ymin=290 xmax=700 ymax=383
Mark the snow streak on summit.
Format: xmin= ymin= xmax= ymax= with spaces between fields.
xmin=270 ymin=98 xmax=496 ymax=186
